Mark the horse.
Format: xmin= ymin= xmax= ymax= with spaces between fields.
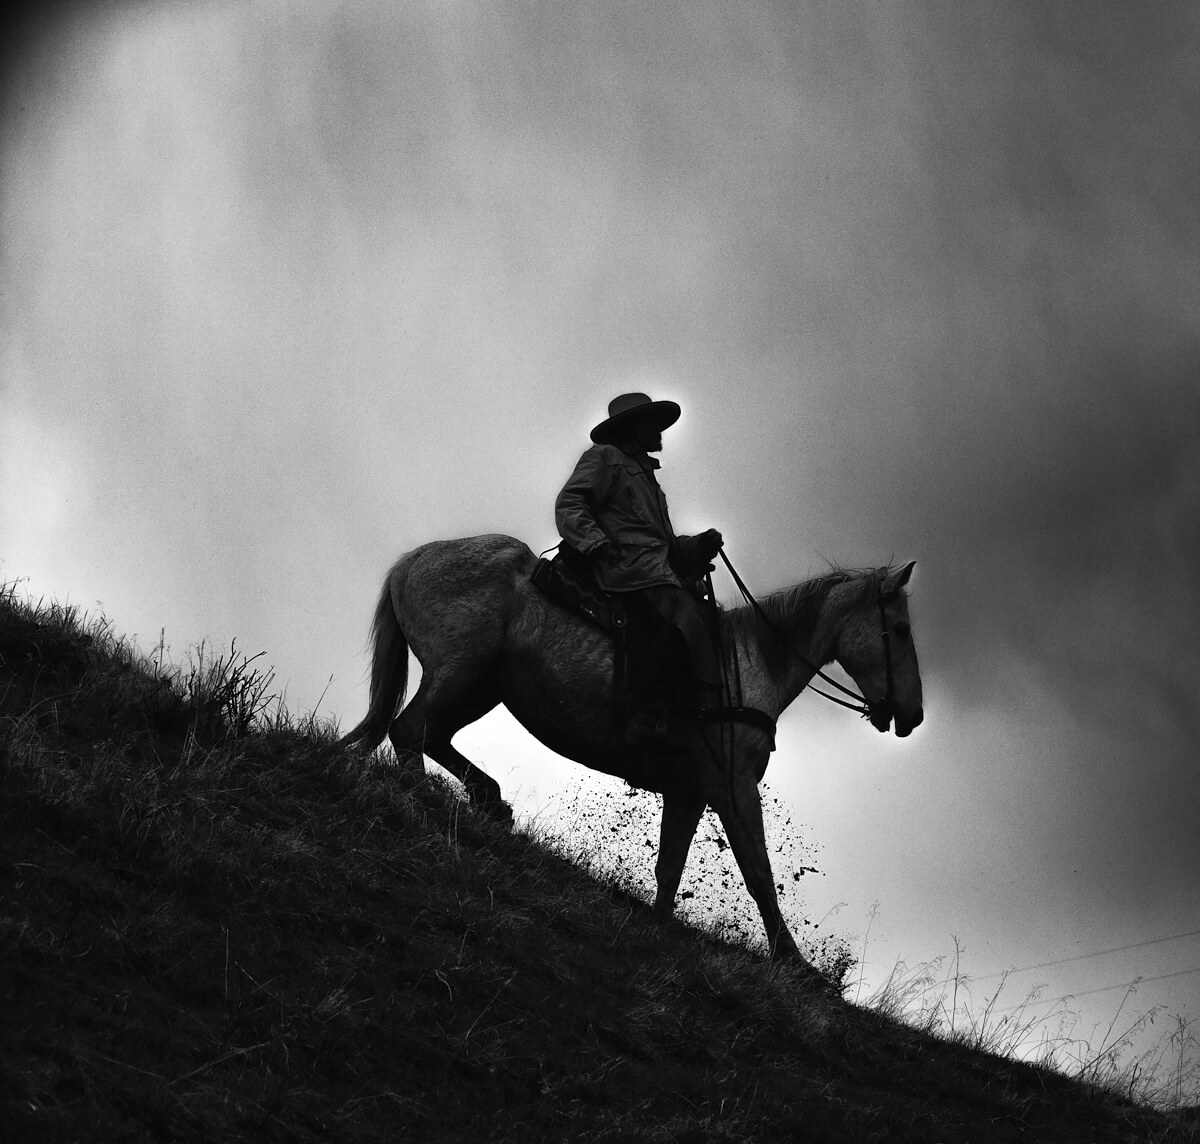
xmin=338 ymin=534 xmax=923 ymax=969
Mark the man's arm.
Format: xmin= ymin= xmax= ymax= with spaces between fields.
xmin=555 ymin=446 xmax=614 ymax=556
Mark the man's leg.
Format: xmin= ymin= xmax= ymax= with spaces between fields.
xmin=666 ymin=587 xmax=723 ymax=696
xmin=622 ymin=588 xmax=683 ymax=744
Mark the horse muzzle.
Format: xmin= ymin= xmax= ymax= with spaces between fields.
xmin=892 ymin=707 xmax=923 ymax=738
xmin=869 ymin=702 xmax=923 ymax=737
xmin=868 ymin=701 xmax=893 ymax=734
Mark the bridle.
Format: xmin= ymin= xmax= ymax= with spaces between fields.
xmin=875 ymin=589 xmax=896 ymax=725
xmin=718 ymin=550 xmax=897 ymax=722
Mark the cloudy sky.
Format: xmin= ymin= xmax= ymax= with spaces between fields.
xmin=4 ymin=1 xmax=1198 ymax=1061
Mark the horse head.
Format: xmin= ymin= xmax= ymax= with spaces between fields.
xmin=834 ymin=561 xmax=924 ymax=737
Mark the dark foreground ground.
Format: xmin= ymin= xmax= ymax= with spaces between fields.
xmin=1 ymin=586 xmax=1196 ymax=1143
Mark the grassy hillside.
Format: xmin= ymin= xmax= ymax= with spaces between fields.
xmin=1 ymin=584 xmax=1195 ymax=1143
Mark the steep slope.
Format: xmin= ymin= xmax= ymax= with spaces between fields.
xmin=0 ymin=588 xmax=1191 ymax=1142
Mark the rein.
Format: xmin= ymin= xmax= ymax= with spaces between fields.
xmin=700 ymin=568 xmax=772 ymax=754
xmin=717 ymin=549 xmax=893 ymax=721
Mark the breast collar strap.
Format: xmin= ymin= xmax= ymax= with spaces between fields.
xmin=695 ymin=704 xmax=777 ymax=750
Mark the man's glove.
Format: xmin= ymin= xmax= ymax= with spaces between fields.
xmin=674 ymin=529 xmax=724 ymax=577
xmin=694 ymin=528 xmax=724 ymax=563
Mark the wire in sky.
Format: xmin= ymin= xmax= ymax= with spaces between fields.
xmin=973 ymin=928 xmax=1200 ymax=981
xmin=993 ymin=965 xmax=1200 ymax=1014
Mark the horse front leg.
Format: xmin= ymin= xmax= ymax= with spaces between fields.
xmin=715 ymin=781 xmax=808 ymax=966
xmin=652 ymin=793 xmax=706 ymax=924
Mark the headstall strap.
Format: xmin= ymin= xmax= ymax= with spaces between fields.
xmin=878 ymin=588 xmax=896 ymax=715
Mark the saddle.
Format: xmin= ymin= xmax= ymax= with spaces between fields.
xmin=530 ymin=546 xmax=627 ymax=635
xmin=531 ymin=545 xmax=710 ymax=718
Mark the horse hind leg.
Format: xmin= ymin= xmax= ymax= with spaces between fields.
xmin=425 ymin=737 xmax=511 ymax=825
xmin=387 ymin=666 xmax=511 ymax=823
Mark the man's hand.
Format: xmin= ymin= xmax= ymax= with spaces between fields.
xmin=695 ymin=528 xmax=724 ymax=562
xmin=674 ymin=529 xmax=724 ymax=577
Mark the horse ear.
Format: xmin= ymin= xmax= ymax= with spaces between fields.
xmin=883 ymin=560 xmax=916 ymax=597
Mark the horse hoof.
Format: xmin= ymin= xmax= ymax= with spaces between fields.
xmin=492 ymin=802 xmax=515 ymax=829
xmin=479 ymin=796 xmax=514 ymax=828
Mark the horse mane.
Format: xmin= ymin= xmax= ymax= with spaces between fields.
xmin=722 ymin=563 xmax=894 ymax=664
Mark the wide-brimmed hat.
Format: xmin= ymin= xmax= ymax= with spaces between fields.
xmin=590 ymin=392 xmax=681 ymax=444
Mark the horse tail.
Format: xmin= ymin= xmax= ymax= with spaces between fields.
xmin=337 ymin=575 xmax=409 ymax=751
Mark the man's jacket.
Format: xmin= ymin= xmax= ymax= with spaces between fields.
xmin=554 ymin=443 xmax=683 ymax=592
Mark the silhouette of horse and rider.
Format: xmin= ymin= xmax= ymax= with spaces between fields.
xmin=339 ymin=394 xmax=923 ymax=967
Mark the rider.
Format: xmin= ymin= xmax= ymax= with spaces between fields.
xmin=555 ymin=392 xmax=725 ymax=745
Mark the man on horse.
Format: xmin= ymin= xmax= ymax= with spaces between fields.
xmin=555 ymin=392 xmax=725 ymax=745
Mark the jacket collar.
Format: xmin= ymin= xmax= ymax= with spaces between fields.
xmin=615 ymin=443 xmax=661 ymax=470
